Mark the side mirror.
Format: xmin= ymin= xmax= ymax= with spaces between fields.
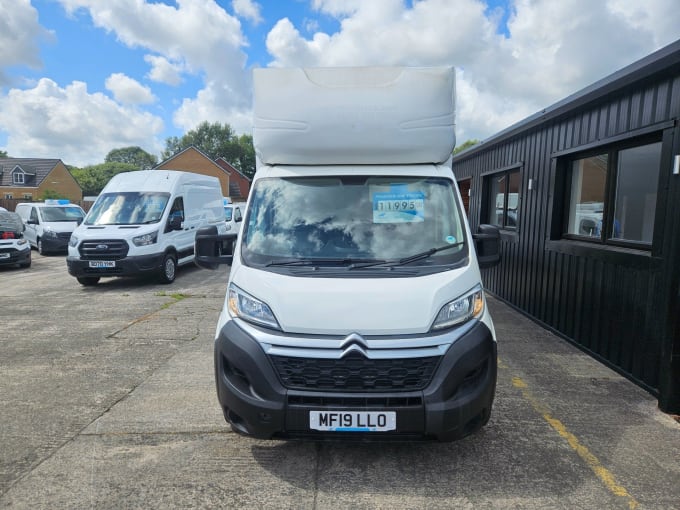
xmin=472 ymin=224 xmax=501 ymax=269
xmin=169 ymin=215 xmax=183 ymax=231
xmin=195 ymin=225 xmax=238 ymax=270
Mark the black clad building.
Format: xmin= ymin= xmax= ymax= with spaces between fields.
xmin=453 ymin=39 xmax=680 ymax=413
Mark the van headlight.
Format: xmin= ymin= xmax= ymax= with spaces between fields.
xmin=43 ymin=229 xmax=58 ymax=238
xmin=132 ymin=231 xmax=158 ymax=246
xmin=69 ymin=235 xmax=78 ymax=248
xmin=228 ymin=283 xmax=280 ymax=330
xmin=431 ymin=285 xmax=484 ymax=331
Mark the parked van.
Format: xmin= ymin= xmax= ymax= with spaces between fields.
xmin=15 ymin=200 xmax=86 ymax=255
xmin=67 ymin=170 xmax=226 ymax=286
xmin=0 ymin=210 xmax=31 ymax=268
xmin=223 ymin=199 xmax=246 ymax=235
xmin=195 ymin=67 xmax=500 ymax=441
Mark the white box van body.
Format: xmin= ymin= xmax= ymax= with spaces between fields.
xmin=67 ymin=170 xmax=226 ymax=285
xmin=197 ymin=67 xmax=500 ymax=441
xmin=15 ymin=200 xmax=85 ymax=254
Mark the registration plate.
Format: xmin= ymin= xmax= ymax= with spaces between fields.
xmin=89 ymin=260 xmax=115 ymax=268
xmin=309 ymin=410 xmax=396 ymax=432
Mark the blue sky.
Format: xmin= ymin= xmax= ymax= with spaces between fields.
xmin=1 ymin=0 xmax=679 ymax=167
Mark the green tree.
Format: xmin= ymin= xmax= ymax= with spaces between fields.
xmin=453 ymin=139 xmax=480 ymax=155
xmin=234 ymin=134 xmax=256 ymax=179
xmin=162 ymin=121 xmax=256 ymax=178
xmin=40 ymin=189 xmax=68 ymax=200
xmin=0 ymin=150 xmax=8 ymax=158
xmin=71 ymin=162 xmax=137 ymax=195
xmin=105 ymin=146 xmax=158 ymax=169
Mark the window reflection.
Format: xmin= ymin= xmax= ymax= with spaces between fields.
xmin=242 ymin=176 xmax=466 ymax=265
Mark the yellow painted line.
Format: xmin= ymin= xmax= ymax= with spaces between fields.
xmin=510 ymin=375 xmax=639 ymax=510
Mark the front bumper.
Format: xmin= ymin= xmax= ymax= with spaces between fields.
xmin=66 ymin=252 xmax=165 ymax=278
xmin=40 ymin=234 xmax=71 ymax=253
xmin=214 ymin=319 xmax=497 ymax=442
xmin=0 ymin=245 xmax=31 ymax=266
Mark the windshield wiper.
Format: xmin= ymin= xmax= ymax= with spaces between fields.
xmin=348 ymin=242 xmax=465 ymax=269
xmin=265 ymin=257 xmax=383 ymax=268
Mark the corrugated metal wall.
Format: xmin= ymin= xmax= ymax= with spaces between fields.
xmin=453 ymin=72 xmax=680 ymax=396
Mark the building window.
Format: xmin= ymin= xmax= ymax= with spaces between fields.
xmin=564 ymin=138 xmax=661 ymax=246
xmin=485 ymin=169 xmax=520 ymax=229
xmin=13 ymin=172 xmax=25 ymax=184
xmin=4 ymin=193 xmax=13 ymax=199
xmin=23 ymin=193 xmax=32 ymax=200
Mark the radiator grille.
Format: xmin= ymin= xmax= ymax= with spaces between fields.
xmin=78 ymin=239 xmax=129 ymax=260
xmin=269 ymin=352 xmax=440 ymax=392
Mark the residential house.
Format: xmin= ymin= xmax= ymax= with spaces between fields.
xmin=0 ymin=158 xmax=83 ymax=210
xmin=154 ymin=146 xmax=231 ymax=198
xmin=214 ymin=157 xmax=251 ymax=201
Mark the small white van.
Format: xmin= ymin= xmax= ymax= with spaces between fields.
xmin=195 ymin=67 xmax=501 ymax=442
xmin=224 ymin=199 xmax=245 ymax=235
xmin=67 ymin=170 xmax=226 ymax=286
xmin=15 ymin=200 xmax=86 ymax=254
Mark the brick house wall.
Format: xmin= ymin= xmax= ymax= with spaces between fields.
xmin=155 ymin=146 xmax=231 ymax=197
xmin=215 ymin=157 xmax=251 ymax=201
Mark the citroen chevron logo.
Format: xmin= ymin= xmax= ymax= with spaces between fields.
xmin=339 ymin=333 xmax=369 ymax=358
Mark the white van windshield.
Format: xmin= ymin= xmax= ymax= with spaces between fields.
xmin=85 ymin=192 xmax=170 ymax=226
xmin=224 ymin=206 xmax=233 ymax=221
xmin=242 ymin=176 xmax=467 ymax=267
xmin=40 ymin=206 xmax=85 ymax=222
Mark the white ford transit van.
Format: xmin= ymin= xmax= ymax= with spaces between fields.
xmin=67 ymin=170 xmax=226 ymax=286
xmin=195 ymin=67 xmax=501 ymax=441
xmin=15 ymin=200 xmax=85 ymax=254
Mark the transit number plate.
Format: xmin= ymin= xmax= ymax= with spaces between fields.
xmin=89 ymin=260 xmax=115 ymax=268
xmin=309 ymin=410 xmax=396 ymax=432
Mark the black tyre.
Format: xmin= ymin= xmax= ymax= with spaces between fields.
xmin=159 ymin=253 xmax=177 ymax=284
xmin=19 ymin=251 xmax=31 ymax=268
xmin=37 ymin=238 xmax=46 ymax=255
xmin=77 ymin=276 xmax=100 ymax=286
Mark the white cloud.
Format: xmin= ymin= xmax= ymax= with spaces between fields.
xmin=144 ymin=55 xmax=183 ymax=86
xmin=57 ymin=0 xmax=252 ymax=134
xmin=266 ymin=0 xmax=680 ymax=144
xmin=0 ymin=0 xmax=54 ymax=85
xmin=0 ymin=78 xmax=163 ymax=166
xmin=232 ymin=0 xmax=263 ymax=25
xmin=105 ymin=73 xmax=156 ymax=105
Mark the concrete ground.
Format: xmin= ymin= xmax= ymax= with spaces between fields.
xmin=1 ymin=252 xmax=678 ymax=509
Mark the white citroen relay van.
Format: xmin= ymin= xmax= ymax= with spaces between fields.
xmin=67 ymin=170 xmax=226 ymax=286
xmin=15 ymin=200 xmax=85 ymax=254
xmin=195 ymin=67 xmax=500 ymax=441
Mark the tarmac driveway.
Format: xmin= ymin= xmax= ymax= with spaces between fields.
xmin=1 ymin=252 xmax=678 ymax=509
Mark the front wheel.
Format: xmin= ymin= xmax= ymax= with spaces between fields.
xmin=158 ymin=253 xmax=177 ymax=284
xmin=77 ymin=276 xmax=100 ymax=286
xmin=37 ymin=238 xmax=46 ymax=255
